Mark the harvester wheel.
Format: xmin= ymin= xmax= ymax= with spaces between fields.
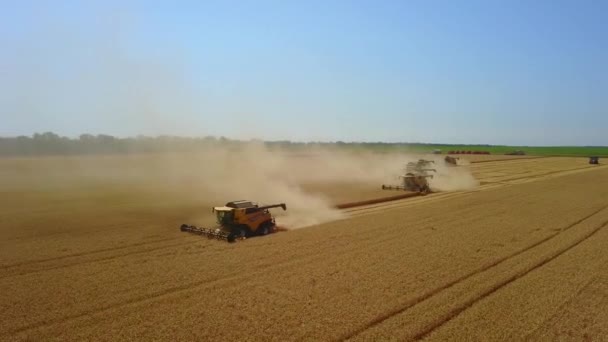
xmin=227 ymin=227 xmax=247 ymax=242
xmin=258 ymin=222 xmax=273 ymax=236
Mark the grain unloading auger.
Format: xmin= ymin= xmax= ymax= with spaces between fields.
xmin=381 ymin=159 xmax=436 ymax=194
xmin=180 ymin=201 xmax=287 ymax=243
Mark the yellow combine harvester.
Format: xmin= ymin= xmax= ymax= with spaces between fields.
xmin=382 ymin=159 xmax=435 ymax=194
xmin=180 ymin=200 xmax=287 ymax=242
xmin=444 ymin=155 xmax=459 ymax=166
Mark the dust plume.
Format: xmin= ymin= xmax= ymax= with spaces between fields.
xmin=159 ymin=143 xmax=347 ymax=229
xmin=428 ymin=157 xmax=479 ymax=191
xmin=3 ymin=141 xmax=479 ymax=229
xmin=156 ymin=145 xmax=478 ymax=228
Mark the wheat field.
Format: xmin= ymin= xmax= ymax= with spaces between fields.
xmin=1 ymin=153 xmax=606 ymax=341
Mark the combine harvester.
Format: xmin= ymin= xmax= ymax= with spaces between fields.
xmin=180 ymin=200 xmax=286 ymax=242
xmin=444 ymin=155 xmax=460 ymax=166
xmin=382 ymin=159 xmax=436 ymax=195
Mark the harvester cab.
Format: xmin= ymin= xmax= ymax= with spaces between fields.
xmin=406 ymin=159 xmax=436 ymax=174
xmin=180 ymin=201 xmax=287 ymax=242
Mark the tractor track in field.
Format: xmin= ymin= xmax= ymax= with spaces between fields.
xmin=0 ymin=240 xmax=199 ymax=279
xmin=470 ymin=159 xmax=553 ymax=170
xmin=469 ymin=159 xmax=587 ymax=177
xmin=2 ymin=221 xmax=359 ymax=280
xmin=476 ymin=169 xmax=596 ymax=186
xmin=339 ymin=205 xmax=608 ymax=341
xmin=0 ymin=236 xmax=186 ymax=271
xmin=0 ymin=188 xmax=434 ymax=279
xmin=2 ymin=227 xmax=406 ymax=337
xmin=2 ymin=251 xmax=328 ymax=337
xmin=473 ymin=165 xmax=598 ymax=184
xmin=412 ymin=218 xmax=608 ymax=341
xmin=473 ymin=162 xmax=587 ymax=176
xmin=520 ymin=275 xmax=598 ymax=341
xmin=4 ymin=245 xmax=352 ymax=337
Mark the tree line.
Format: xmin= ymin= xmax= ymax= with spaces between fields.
xmin=0 ymin=132 xmax=502 ymax=156
xmin=0 ymin=132 xmax=234 ymax=156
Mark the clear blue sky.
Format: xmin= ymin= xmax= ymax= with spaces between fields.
xmin=1 ymin=0 xmax=606 ymax=145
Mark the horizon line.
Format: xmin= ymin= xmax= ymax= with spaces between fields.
xmin=1 ymin=132 xmax=607 ymax=148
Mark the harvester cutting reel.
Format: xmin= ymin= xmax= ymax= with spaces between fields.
xmin=382 ymin=173 xmax=434 ymax=195
xmin=180 ymin=224 xmax=244 ymax=243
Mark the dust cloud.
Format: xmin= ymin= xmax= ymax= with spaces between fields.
xmin=153 ymin=144 xmax=478 ymax=229
xmin=2 ymin=142 xmax=479 ymax=229
xmin=167 ymin=143 xmax=347 ymax=228
xmin=428 ymin=157 xmax=479 ymax=191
